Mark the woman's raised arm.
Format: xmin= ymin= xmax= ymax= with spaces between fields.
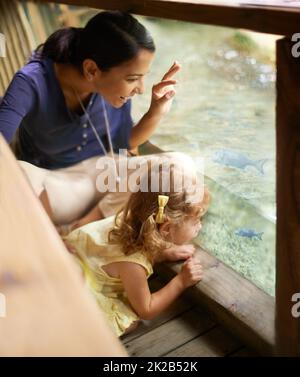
xmin=129 ymin=62 xmax=181 ymax=149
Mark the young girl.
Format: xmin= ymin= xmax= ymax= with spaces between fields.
xmin=64 ymin=160 xmax=210 ymax=337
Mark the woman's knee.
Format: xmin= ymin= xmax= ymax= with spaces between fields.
xmin=39 ymin=189 xmax=54 ymax=220
xmin=18 ymin=160 xmax=48 ymax=197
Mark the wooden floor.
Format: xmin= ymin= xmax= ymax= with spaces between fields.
xmin=121 ymin=277 xmax=257 ymax=357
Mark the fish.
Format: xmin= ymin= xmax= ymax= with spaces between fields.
xmin=213 ymin=149 xmax=267 ymax=174
xmin=235 ymin=228 xmax=263 ymax=240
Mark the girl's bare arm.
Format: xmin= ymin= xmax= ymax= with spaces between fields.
xmin=118 ymin=258 xmax=202 ymax=320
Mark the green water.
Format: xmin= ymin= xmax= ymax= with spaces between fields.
xmin=132 ymin=18 xmax=276 ymax=296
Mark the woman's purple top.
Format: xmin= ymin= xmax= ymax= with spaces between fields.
xmin=0 ymin=58 xmax=133 ymax=169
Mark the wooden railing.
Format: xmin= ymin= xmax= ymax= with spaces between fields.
xmin=37 ymin=0 xmax=300 ymax=36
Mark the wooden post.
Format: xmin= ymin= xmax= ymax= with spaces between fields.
xmin=276 ymin=37 xmax=300 ymax=356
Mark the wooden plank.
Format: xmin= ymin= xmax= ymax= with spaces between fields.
xmin=275 ymin=37 xmax=300 ymax=357
xmin=165 ymin=326 xmax=241 ymax=357
xmin=0 ymin=0 xmax=31 ymax=93
xmin=5 ymin=1 xmax=24 ymax=69
xmin=26 ymin=2 xmax=47 ymax=44
xmin=124 ymin=308 xmax=215 ymax=356
xmin=0 ymin=2 xmax=14 ymax=85
xmin=0 ymin=2 xmax=19 ymax=74
xmin=0 ymin=135 xmax=127 ymax=356
xmin=121 ymin=277 xmax=195 ymax=344
xmin=8 ymin=1 xmax=31 ymax=66
xmin=156 ymin=247 xmax=275 ymax=356
xmin=31 ymin=0 xmax=300 ymax=36
xmin=139 ymin=140 xmax=172 ymax=155
xmin=16 ymin=1 xmax=37 ymax=52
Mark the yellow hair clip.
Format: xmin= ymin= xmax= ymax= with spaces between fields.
xmin=155 ymin=195 xmax=169 ymax=224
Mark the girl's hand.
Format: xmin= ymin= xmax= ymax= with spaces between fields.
xmin=148 ymin=61 xmax=181 ymax=118
xmin=178 ymin=257 xmax=203 ymax=288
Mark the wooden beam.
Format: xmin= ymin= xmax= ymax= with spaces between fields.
xmin=124 ymin=308 xmax=215 ymax=356
xmin=275 ymin=37 xmax=300 ymax=357
xmin=29 ymin=0 xmax=300 ymax=36
xmin=0 ymin=135 xmax=127 ymax=356
xmin=156 ymin=247 xmax=275 ymax=356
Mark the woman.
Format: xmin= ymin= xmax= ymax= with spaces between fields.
xmin=0 ymin=11 xmax=181 ymax=232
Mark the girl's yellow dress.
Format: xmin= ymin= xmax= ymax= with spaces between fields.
xmin=64 ymin=216 xmax=153 ymax=337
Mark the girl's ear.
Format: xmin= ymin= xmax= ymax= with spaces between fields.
xmin=158 ymin=221 xmax=171 ymax=239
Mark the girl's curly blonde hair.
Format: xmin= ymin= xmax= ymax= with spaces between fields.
xmin=108 ymin=158 xmax=210 ymax=264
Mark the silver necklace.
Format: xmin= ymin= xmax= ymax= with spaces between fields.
xmin=73 ymin=89 xmax=120 ymax=181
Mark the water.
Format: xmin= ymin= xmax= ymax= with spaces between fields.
xmin=132 ymin=18 xmax=276 ymax=296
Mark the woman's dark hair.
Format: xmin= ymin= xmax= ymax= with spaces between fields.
xmin=35 ymin=11 xmax=155 ymax=71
